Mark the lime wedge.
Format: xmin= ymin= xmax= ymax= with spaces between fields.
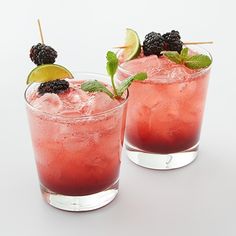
xmin=121 ymin=28 xmax=141 ymax=61
xmin=27 ymin=64 xmax=73 ymax=84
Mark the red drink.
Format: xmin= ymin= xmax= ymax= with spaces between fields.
xmin=25 ymin=73 xmax=128 ymax=211
xmin=117 ymin=46 xmax=211 ymax=169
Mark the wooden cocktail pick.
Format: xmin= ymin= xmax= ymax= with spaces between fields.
xmin=113 ymin=41 xmax=213 ymax=49
xmin=37 ymin=19 xmax=45 ymax=44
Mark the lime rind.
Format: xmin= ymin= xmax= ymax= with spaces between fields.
xmin=122 ymin=28 xmax=141 ymax=61
xmin=27 ymin=64 xmax=73 ymax=84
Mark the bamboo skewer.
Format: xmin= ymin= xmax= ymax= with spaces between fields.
xmin=114 ymin=41 xmax=213 ymax=49
xmin=184 ymin=41 xmax=213 ymax=45
xmin=37 ymin=19 xmax=45 ymax=44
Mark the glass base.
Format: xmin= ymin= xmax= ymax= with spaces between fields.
xmin=126 ymin=142 xmax=199 ymax=170
xmin=40 ymin=181 xmax=119 ymax=212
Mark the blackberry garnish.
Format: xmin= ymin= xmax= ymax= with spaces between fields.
xmin=143 ymin=32 xmax=165 ymax=57
xmin=30 ymin=43 xmax=57 ymax=65
xmin=38 ymin=79 xmax=69 ymax=95
xmin=162 ymin=30 xmax=183 ymax=53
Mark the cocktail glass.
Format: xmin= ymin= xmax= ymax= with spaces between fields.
xmin=117 ymin=46 xmax=212 ymax=170
xmin=25 ymin=73 xmax=128 ymax=211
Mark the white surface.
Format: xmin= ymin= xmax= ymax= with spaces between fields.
xmin=1 ymin=0 xmax=236 ymax=235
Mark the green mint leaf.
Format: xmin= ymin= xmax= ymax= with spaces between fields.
xmin=184 ymin=54 xmax=212 ymax=69
xmin=180 ymin=48 xmax=189 ymax=60
xmin=163 ymin=51 xmax=182 ymax=64
xmin=81 ymin=80 xmax=114 ymax=98
xmin=117 ymin=72 xmax=147 ymax=97
xmin=106 ymin=51 xmax=118 ymax=78
xmin=106 ymin=51 xmax=118 ymax=96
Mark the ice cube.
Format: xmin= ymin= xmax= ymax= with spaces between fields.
xmin=77 ymin=89 xmax=92 ymax=102
xmin=60 ymin=94 xmax=97 ymax=116
xmin=178 ymin=80 xmax=197 ymax=95
xmin=67 ymin=88 xmax=92 ymax=103
xmin=59 ymin=86 xmax=96 ymax=114
xmin=90 ymin=93 xmax=120 ymax=114
xmin=121 ymin=55 xmax=161 ymax=77
xmin=62 ymin=135 xmax=90 ymax=156
xmin=151 ymin=65 xmax=193 ymax=83
xmin=32 ymin=93 xmax=63 ymax=114
xmin=169 ymin=66 xmax=191 ymax=82
xmin=68 ymin=93 xmax=81 ymax=104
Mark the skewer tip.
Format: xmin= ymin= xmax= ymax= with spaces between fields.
xmin=37 ymin=19 xmax=45 ymax=44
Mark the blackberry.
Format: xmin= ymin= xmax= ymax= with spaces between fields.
xmin=143 ymin=32 xmax=165 ymax=57
xmin=162 ymin=30 xmax=183 ymax=53
xmin=30 ymin=43 xmax=57 ymax=65
xmin=38 ymin=79 xmax=69 ymax=95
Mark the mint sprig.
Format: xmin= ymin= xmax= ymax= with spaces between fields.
xmin=81 ymin=80 xmax=114 ymax=98
xmin=81 ymin=51 xmax=147 ymax=99
xmin=163 ymin=51 xmax=182 ymax=64
xmin=185 ymin=54 xmax=212 ymax=69
xmin=106 ymin=51 xmax=118 ymax=96
xmin=164 ymin=48 xmax=212 ymax=69
xmin=117 ymin=72 xmax=147 ymax=96
xmin=180 ymin=47 xmax=189 ymax=60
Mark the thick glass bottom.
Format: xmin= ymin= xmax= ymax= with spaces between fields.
xmin=40 ymin=181 xmax=119 ymax=211
xmin=126 ymin=142 xmax=199 ymax=170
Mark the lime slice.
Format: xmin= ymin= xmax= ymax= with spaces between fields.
xmin=121 ymin=28 xmax=141 ymax=61
xmin=27 ymin=64 xmax=73 ymax=84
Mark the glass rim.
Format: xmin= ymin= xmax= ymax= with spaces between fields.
xmin=118 ymin=45 xmax=213 ymax=79
xmin=24 ymin=72 xmax=129 ymax=120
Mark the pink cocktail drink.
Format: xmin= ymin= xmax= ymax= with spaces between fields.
xmin=117 ymin=46 xmax=211 ymax=169
xmin=25 ymin=73 xmax=128 ymax=211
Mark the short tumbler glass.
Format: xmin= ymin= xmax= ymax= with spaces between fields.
xmin=117 ymin=46 xmax=212 ymax=170
xmin=25 ymin=73 xmax=128 ymax=211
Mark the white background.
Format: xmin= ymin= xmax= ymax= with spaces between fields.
xmin=1 ymin=0 xmax=236 ymax=235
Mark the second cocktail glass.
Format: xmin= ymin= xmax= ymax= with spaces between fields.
xmin=117 ymin=46 xmax=212 ymax=170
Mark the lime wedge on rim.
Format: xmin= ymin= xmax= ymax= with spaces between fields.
xmin=121 ymin=28 xmax=141 ymax=61
xmin=27 ymin=64 xmax=73 ymax=84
